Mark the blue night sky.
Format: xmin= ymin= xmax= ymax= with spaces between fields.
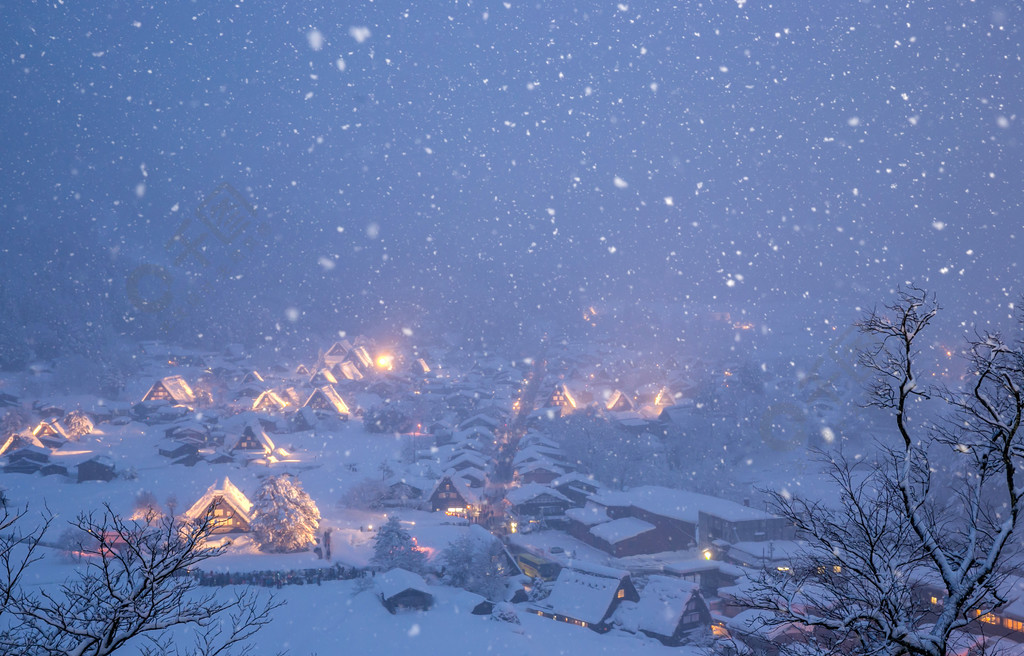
xmin=2 ymin=1 xmax=1021 ymax=355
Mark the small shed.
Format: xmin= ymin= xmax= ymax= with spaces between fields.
xmin=376 ymin=568 xmax=434 ymax=614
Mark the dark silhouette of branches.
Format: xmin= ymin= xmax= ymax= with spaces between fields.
xmin=0 ymin=502 xmax=282 ymax=656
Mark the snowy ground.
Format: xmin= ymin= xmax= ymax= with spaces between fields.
xmin=167 ymin=579 xmax=697 ymax=656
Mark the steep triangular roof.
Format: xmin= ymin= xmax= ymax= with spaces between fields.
xmin=547 ymin=383 xmax=578 ymax=410
xmin=32 ymin=419 xmax=69 ymax=441
xmin=325 ymin=340 xmax=354 ymax=357
xmin=308 ymin=368 xmax=339 ymax=386
xmin=653 ymin=386 xmax=677 ymax=406
xmin=231 ymin=421 xmax=276 ymax=454
xmin=635 ymin=576 xmax=705 ymax=639
xmin=142 ymin=375 xmax=196 ymax=404
xmin=303 ymin=386 xmax=350 ymax=415
xmin=252 ymin=390 xmax=290 ymax=412
xmin=605 ymin=389 xmax=635 ymax=412
xmin=184 ymin=477 xmax=253 ymax=525
xmin=241 ymin=371 xmax=265 ymax=384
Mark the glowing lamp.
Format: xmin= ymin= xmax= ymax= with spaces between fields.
xmin=376 ymin=354 xmax=394 ymax=370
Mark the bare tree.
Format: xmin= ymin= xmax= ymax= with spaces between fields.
xmin=0 ymin=502 xmax=281 ymax=656
xmin=739 ymin=287 xmax=1024 ymax=656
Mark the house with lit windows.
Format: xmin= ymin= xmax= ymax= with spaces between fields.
xmin=529 ymin=562 xmax=639 ymax=632
xmin=428 ymin=474 xmax=482 ymax=519
xmin=184 ymin=477 xmax=253 ymax=533
xmin=141 ymin=375 xmax=196 ymax=405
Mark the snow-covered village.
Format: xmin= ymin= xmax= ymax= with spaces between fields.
xmin=3 ymin=2 xmax=1023 ymax=655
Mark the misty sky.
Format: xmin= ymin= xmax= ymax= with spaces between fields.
xmin=3 ymin=1 xmax=1021 ymax=355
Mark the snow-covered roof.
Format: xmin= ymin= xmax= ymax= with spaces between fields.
xmin=505 ymin=483 xmax=570 ymax=507
xmin=515 ymin=460 xmax=566 ymax=476
xmin=184 ymin=477 xmax=253 ymax=525
xmin=727 ymin=540 xmax=804 ymax=566
xmin=446 ymin=451 xmax=488 ymax=470
xmin=590 ymin=517 xmax=656 ymax=545
xmin=565 ymin=503 xmax=610 ymax=527
xmin=376 ymin=568 xmax=432 ymax=600
xmin=143 ymin=375 xmax=196 ymax=404
xmin=590 ymin=486 xmax=777 ymax=524
xmin=635 ymin=575 xmax=701 ymax=638
xmin=552 ymin=471 xmax=603 ymax=490
xmin=303 ymin=386 xmax=350 ymax=415
xmin=534 ymin=564 xmax=629 ymax=625
xmin=512 ymin=445 xmax=564 ymax=466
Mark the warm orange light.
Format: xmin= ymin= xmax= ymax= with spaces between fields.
xmin=376 ymin=354 xmax=394 ymax=370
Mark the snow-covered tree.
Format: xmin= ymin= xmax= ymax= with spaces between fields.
xmin=370 ymin=515 xmax=426 ymax=573
xmin=63 ymin=410 xmax=94 ymax=439
xmin=440 ymin=532 xmax=509 ymax=599
xmin=740 ymin=287 xmax=1024 ymax=656
xmin=249 ymin=475 xmax=321 ymax=553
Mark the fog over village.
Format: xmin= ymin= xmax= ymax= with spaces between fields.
xmin=1 ymin=2 xmax=1022 ymax=655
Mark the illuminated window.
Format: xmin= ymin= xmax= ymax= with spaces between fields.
xmin=980 ymin=613 xmax=999 ymax=625
xmin=1004 ymin=618 xmax=1023 ymax=632
xmin=617 ymin=589 xmax=625 ymax=599
xmin=833 ymin=565 xmax=842 ymax=574
xmin=930 ymin=596 xmax=940 ymax=606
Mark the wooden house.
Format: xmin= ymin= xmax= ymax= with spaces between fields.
xmin=553 ymin=472 xmax=603 ymax=507
xmin=303 ymin=386 xmax=350 ymax=416
xmin=605 ymin=389 xmax=635 ymax=412
xmin=77 ymin=456 xmax=117 ymax=483
xmin=376 ymin=568 xmax=434 ymax=614
xmin=0 ymin=432 xmax=46 ymax=458
xmin=653 ymin=386 xmax=677 ymax=407
xmin=308 ymin=368 xmax=339 ymax=386
xmin=589 ymin=517 xmax=659 ymax=557
xmin=515 ymin=460 xmax=566 ymax=485
xmin=184 ymin=477 xmax=253 ymax=533
xmin=164 ymin=419 xmax=210 ymax=444
xmin=323 ymin=340 xmax=354 ymax=367
xmin=141 ymin=376 xmax=196 ymax=405
xmin=428 ymin=475 xmax=482 ymax=519
xmin=546 ymin=383 xmax=579 ymax=412
xmin=331 ymin=361 xmax=364 ymax=381
xmin=252 ymin=390 xmax=290 ymax=412
xmin=529 ymin=562 xmax=639 ymax=632
xmin=347 ymin=345 xmax=373 ymax=370
xmin=32 ymin=419 xmax=69 ymax=442
xmin=505 ymin=484 xmax=571 ymax=520
xmin=230 ymin=422 xmax=276 ymax=457
xmin=3 ymin=446 xmax=51 ymax=475
xmin=240 ymin=371 xmax=265 ymax=385
xmin=634 ymin=576 xmax=712 ymax=645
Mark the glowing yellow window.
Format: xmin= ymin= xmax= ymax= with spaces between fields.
xmin=617 ymin=589 xmax=625 ymax=599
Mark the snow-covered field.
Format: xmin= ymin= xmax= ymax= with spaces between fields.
xmin=187 ymin=579 xmax=694 ymax=656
